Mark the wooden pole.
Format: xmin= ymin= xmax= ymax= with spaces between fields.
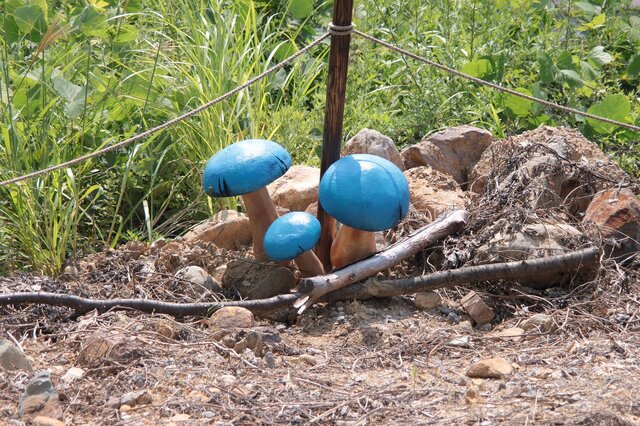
xmin=316 ymin=0 xmax=354 ymax=270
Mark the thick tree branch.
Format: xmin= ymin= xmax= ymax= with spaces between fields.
xmin=294 ymin=209 xmax=471 ymax=313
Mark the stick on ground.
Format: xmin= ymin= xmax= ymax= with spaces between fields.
xmin=294 ymin=209 xmax=470 ymax=313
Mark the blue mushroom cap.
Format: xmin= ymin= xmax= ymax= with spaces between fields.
xmin=319 ymin=154 xmax=410 ymax=231
xmin=263 ymin=212 xmax=321 ymax=261
xmin=203 ymin=139 xmax=292 ymax=197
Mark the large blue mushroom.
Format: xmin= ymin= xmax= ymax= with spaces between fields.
xmin=319 ymin=154 xmax=410 ymax=268
xmin=263 ymin=212 xmax=324 ymax=276
xmin=202 ymin=139 xmax=292 ymax=261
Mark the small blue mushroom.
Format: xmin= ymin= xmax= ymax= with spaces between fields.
xmin=263 ymin=212 xmax=324 ymax=276
xmin=318 ymin=154 xmax=410 ymax=268
xmin=202 ymin=139 xmax=292 ymax=261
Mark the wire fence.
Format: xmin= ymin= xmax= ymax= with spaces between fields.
xmin=1 ymin=25 xmax=638 ymax=188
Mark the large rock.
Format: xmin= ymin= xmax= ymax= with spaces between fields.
xmin=470 ymin=126 xmax=630 ymax=206
xmin=403 ymin=166 xmax=469 ymax=221
xmin=584 ymin=188 xmax=640 ymax=258
xmin=475 ymin=223 xmax=584 ymax=288
xmin=0 ymin=339 xmax=32 ymax=372
xmin=267 ymin=165 xmax=320 ymax=212
xmin=341 ymin=128 xmax=404 ymax=170
xmin=19 ymin=371 xmax=63 ymax=421
xmin=222 ymin=259 xmax=296 ymax=300
xmin=183 ymin=210 xmax=252 ymax=250
xmin=401 ymin=125 xmax=493 ymax=187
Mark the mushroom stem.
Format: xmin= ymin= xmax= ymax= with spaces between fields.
xmin=294 ymin=251 xmax=325 ymax=277
xmin=330 ymin=225 xmax=377 ymax=269
xmin=241 ymin=187 xmax=279 ymax=261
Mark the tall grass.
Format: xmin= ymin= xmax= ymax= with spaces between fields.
xmin=0 ymin=0 xmax=327 ymax=274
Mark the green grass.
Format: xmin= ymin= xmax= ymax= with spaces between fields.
xmin=0 ymin=0 xmax=638 ymax=274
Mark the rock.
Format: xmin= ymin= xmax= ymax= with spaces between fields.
xmin=120 ymin=390 xmax=152 ymax=408
xmin=77 ymin=331 xmax=144 ymax=368
xmin=0 ymin=340 xmax=32 ymax=372
xmin=466 ymin=358 xmax=513 ymax=379
xmin=222 ymin=259 xmax=296 ymax=300
xmin=341 ymin=128 xmax=404 ymax=170
xmin=175 ymin=265 xmax=222 ymax=298
xmin=212 ymin=265 xmax=227 ymax=283
xmin=460 ymin=291 xmax=494 ymax=325
xmin=448 ymin=336 xmax=472 ymax=348
xmin=267 ymin=165 xmax=320 ymax=212
xmin=264 ymin=351 xmax=276 ymax=369
xmin=583 ymin=188 xmax=640 ymax=258
xmin=19 ymin=371 xmax=62 ymax=421
xmin=183 ymin=210 xmax=252 ymax=250
xmin=414 ymin=292 xmax=442 ymax=309
xmin=403 ymin=166 xmax=469 ymax=221
xmin=401 ymin=125 xmax=493 ymax=187
xmin=520 ymin=313 xmax=555 ymax=333
xmin=475 ymin=223 xmax=584 ymax=288
xmin=209 ymin=307 xmax=255 ymax=330
xmin=32 ymin=417 xmax=65 ymax=426
xmin=61 ymin=367 xmax=84 ymax=383
xmin=470 ymin=126 xmax=629 ymax=202
xmin=458 ymin=321 xmax=474 ymax=333
xmin=233 ymin=330 xmax=264 ymax=357
xmin=490 ymin=327 xmax=525 ymax=342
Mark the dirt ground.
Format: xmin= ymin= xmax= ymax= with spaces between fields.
xmin=2 ymin=126 xmax=640 ymax=425
xmin=1 ymin=270 xmax=640 ymax=425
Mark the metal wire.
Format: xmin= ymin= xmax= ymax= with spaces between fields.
xmin=0 ymin=33 xmax=331 ymax=188
xmin=354 ymin=29 xmax=640 ymax=133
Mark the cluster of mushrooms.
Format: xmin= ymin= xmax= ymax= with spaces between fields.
xmin=202 ymin=139 xmax=410 ymax=277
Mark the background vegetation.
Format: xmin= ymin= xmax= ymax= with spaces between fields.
xmin=1 ymin=0 xmax=638 ymax=274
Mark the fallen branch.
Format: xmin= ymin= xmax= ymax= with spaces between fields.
xmin=322 ymin=246 xmax=600 ymax=302
xmin=0 ymin=291 xmax=297 ymax=317
xmin=0 ymin=247 xmax=599 ymax=317
xmin=294 ymin=209 xmax=471 ymax=313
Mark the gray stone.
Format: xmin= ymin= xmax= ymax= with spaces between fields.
xmin=222 ymin=259 xmax=296 ymax=300
xmin=183 ymin=210 xmax=252 ymax=250
xmin=0 ymin=340 xmax=32 ymax=372
xmin=175 ymin=265 xmax=222 ymax=297
xmin=342 ymin=128 xmax=404 ymax=170
xmin=401 ymin=125 xmax=493 ymax=187
xmin=19 ymin=371 xmax=62 ymax=420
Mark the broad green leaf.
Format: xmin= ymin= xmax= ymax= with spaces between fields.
xmin=575 ymin=2 xmax=601 ymax=15
xmin=65 ymin=86 xmax=89 ymax=119
xmin=504 ymin=87 xmax=533 ymax=117
xmin=587 ymin=46 xmax=612 ymax=68
xmin=13 ymin=5 xmax=46 ymax=34
xmin=579 ymin=13 xmax=606 ymax=30
xmin=75 ymin=6 xmax=108 ymax=37
xmin=461 ymin=59 xmax=493 ymax=80
xmin=556 ymin=51 xmax=577 ymax=72
xmin=586 ymin=94 xmax=631 ymax=134
xmin=51 ymin=76 xmax=82 ymax=102
xmin=538 ymin=53 xmax=555 ymax=83
xmin=531 ymin=82 xmax=547 ymax=115
xmin=288 ymin=0 xmax=313 ymax=20
xmin=627 ymin=54 xmax=640 ymax=77
xmin=558 ymin=69 xmax=583 ymax=88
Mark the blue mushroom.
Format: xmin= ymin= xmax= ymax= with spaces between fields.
xmin=263 ymin=212 xmax=324 ymax=276
xmin=202 ymin=139 xmax=292 ymax=261
xmin=319 ymin=154 xmax=410 ymax=268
